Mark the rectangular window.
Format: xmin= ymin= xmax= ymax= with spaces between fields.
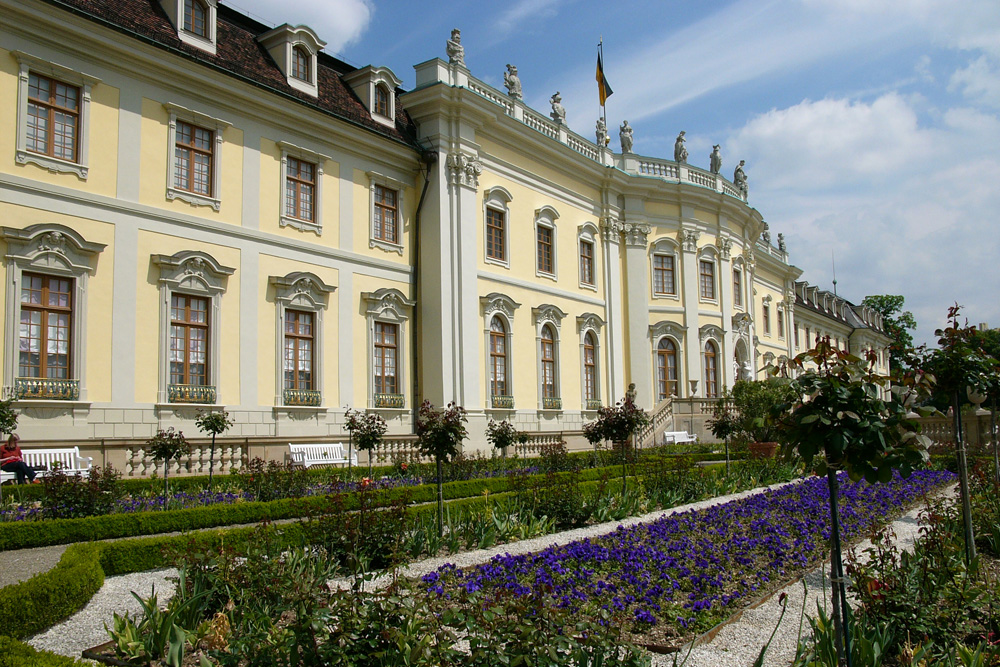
xmin=653 ymin=254 xmax=675 ymax=295
xmin=794 ymin=325 xmax=800 ymax=348
xmin=27 ymin=73 xmax=79 ymax=163
xmin=537 ymin=225 xmax=553 ymax=274
xmin=19 ymin=273 xmax=72 ymax=379
xmin=541 ymin=338 xmax=556 ymax=398
xmin=170 ymin=294 xmax=209 ymax=386
xmin=777 ymin=310 xmax=785 ymax=338
xmin=580 ymin=240 xmax=594 ymax=285
xmin=285 ymin=157 xmax=315 ymax=222
xmin=174 ymin=120 xmax=213 ymax=196
xmin=486 ymin=208 xmax=505 ymax=261
xmin=805 ymin=327 xmax=811 ymax=347
xmin=733 ymin=269 xmax=742 ymax=308
xmin=373 ymin=184 xmax=398 ymax=244
xmin=284 ymin=310 xmax=314 ymax=391
xmin=291 ymin=47 xmax=310 ymax=82
xmin=583 ymin=337 xmax=596 ymax=401
xmin=699 ymin=260 xmax=715 ymax=300
xmin=375 ymin=86 xmax=390 ymax=116
xmin=373 ymin=321 xmax=398 ymax=394
xmin=762 ymin=303 xmax=771 ymax=335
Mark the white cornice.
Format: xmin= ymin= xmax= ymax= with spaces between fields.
xmin=476 ymin=271 xmax=605 ymax=308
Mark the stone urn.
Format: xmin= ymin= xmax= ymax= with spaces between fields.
xmin=748 ymin=441 xmax=779 ymax=459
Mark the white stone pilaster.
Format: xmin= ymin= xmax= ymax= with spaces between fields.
xmin=719 ymin=236 xmax=735 ymax=390
xmin=599 ymin=218 xmax=625 ymax=402
xmin=680 ymin=228 xmax=701 ymax=397
xmin=623 ymin=221 xmax=652 ymax=409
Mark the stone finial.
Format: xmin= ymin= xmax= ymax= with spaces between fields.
xmin=550 ymin=92 xmax=566 ymax=125
xmin=710 ymin=145 xmax=722 ymax=174
xmin=619 ymin=120 xmax=634 ymax=153
xmin=446 ymin=28 xmax=465 ymax=66
xmin=673 ymin=131 xmax=688 ymax=163
xmin=503 ymin=64 xmax=522 ymax=100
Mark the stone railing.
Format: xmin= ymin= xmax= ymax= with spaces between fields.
xmin=514 ymin=431 xmax=574 ymax=458
xmin=467 ymin=78 xmax=515 ymax=115
xmin=13 ymin=377 xmax=79 ymax=400
xmin=638 ymin=396 xmax=674 ymax=448
xmin=566 ymin=134 xmax=600 ymax=161
xmin=916 ymin=411 xmax=996 ymax=448
xmin=371 ymin=434 xmax=424 ymax=464
xmin=637 ymin=159 xmax=679 ymax=179
xmin=124 ymin=443 xmax=247 ymax=478
xmin=522 ymin=107 xmax=559 ymax=139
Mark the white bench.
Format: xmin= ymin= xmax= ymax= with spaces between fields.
xmin=662 ymin=431 xmax=698 ymax=445
xmin=0 ymin=447 xmax=93 ymax=483
xmin=287 ymin=443 xmax=358 ymax=469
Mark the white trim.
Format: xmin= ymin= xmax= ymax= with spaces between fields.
xmin=343 ymin=66 xmax=403 ymax=126
xmin=13 ymin=52 xmax=100 ymax=180
xmin=270 ymin=272 xmax=335 ymax=406
xmin=534 ymin=205 xmax=559 ymax=280
xmin=362 ymin=288 xmax=414 ymax=409
xmin=367 ymin=171 xmax=406 ymax=254
xmin=257 ymin=24 xmax=326 ymax=98
xmin=577 ymin=221 xmax=599 ymax=291
xmin=483 ymin=186 xmax=513 ymax=269
xmin=163 ymin=103 xmax=231 ymax=211
xmin=277 ymin=141 xmax=330 ymax=235
xmin=649 ymin=237 xmax=680 ymax=299
xmin=532 ymin=304 xmax=566 ymax=410
xmin=158 ymin=0 xmax=218 ymax=55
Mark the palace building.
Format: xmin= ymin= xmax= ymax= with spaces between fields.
xmin=0 ymin=0 xmax=890 ymax=466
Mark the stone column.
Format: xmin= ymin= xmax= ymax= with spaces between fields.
xmin=719 ymin=238 xmax=735 ymax=390
xmin=600 ymin=218 xmax=626 ymax=402
xmin=623 ymin=221 xmax=652 ymax=409
xmin=743 ymin=246 xmax=758 ymax=377
xmin=680 ymin=229 xmax=701 ymax=397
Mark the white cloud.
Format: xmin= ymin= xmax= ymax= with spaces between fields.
xmin=494 ymin=0 xmax=566 ymax=36
xmin=949 ymin=56 xmax=1000 ymax=109
xmin=225 ymin=0 xmax=374 ymax=53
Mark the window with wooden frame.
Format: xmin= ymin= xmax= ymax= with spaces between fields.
xmin=174 ymin=120 xmax=213 ymax=196
xmin=183 ymin=0 xmax=209 ymax=37
xmin=805 ymin=326 xmax=811 ymax=347
xmin=26 ymin=73 xmax=79 ymax=164
xmin=291 ymin=46 xmax=310 ymax=82
xmin=762 ymin=303 xmax=771 ymax=335
xmin=374 ymin=85 xmax=391 ymax=117
xmin=579 ymin=239 xmax=594 ymax=286
xmin=486 ymin=208 xmax=505 ymax=261
xmin=283 ymin=310 xmax=314 ymax=391
xmin=704 ymin=340 xmax=719 ymax=399
xmin=169 ymin=294 xmax=209 ymax=386
xmin=373 ymin=184 xmax=398 ymax=244
xmin=699 ymin=260 xmax=716 ymax=300
xmin=489 ymin=316 xmax=508 ymax=397
xmin=733 ymin=268 xmax=743 ymax=308
xmin=373 ymin=321 xmax=398 ymax=395
xmin=541 ymin=324 xmax=557 ymax=399
xmin=653 ymin=254 xmax=676 ymax=295
xmin=18 ymin=273 xmax=73 ymax=380
xmin=794 ymin=325 xmax=800 ymax=349
xmin=656 ymin=338 xmax=677 ymax=400
xmin=537 ymin=225 xmax=554 ymax=275
xmin=583 ymin=332 xmax=597 ymax=401
xmin=285 ymin=157 xmax=315 ymax=222
xmin=777 ymin=309 xmax=785 ymax=338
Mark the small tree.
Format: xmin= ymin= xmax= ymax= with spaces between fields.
xmin=771 ymin=336 xmax=933 ymax=666
xmin=707 ymin=388 xmax=738 ymax=476
xmin=146 ymin=427 xmax=191 ymax=500
xmin=730 ymin=378 xmax=795 ymax=445
xmin=195 ymin=409 xmax=233 ymax=492
xmin=416 ymin=400 xmax=468 ymax=536
xmin=486 ymin=419 xmax=527 ymax=459
xmin=344 ymin=409 xmax=388 ymax=477
xmin=583 ymin=396 xmax=649 ymax=496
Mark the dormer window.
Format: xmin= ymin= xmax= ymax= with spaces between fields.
xmin=159 ymin=0 xmax=217 ymax=54
xmin=258 ymin=25 xmax=325 ymax=98
xmin=343 ymin=66 xmax=402 ymax=128
xmin=374 ymin=85 xmax=390 ymax=117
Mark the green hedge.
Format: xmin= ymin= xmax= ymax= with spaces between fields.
xmin=0 ymin=636 xmax=91 ymax=667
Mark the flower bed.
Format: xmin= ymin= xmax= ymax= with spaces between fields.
xmin=422 ymin=469 xmax=956 ymax=646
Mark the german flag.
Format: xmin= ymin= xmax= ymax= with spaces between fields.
xmin=596 ymin=50 xmax=613 ymax=106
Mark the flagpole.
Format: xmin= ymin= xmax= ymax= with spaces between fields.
xmin=599 ymin=37 xmax=607 ymax=127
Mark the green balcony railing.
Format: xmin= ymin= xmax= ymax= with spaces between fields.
xmin=542 ymin=396 xmax=562 ymax=410
xmin=168 ymin=384 xmax=217 ymax=404
xmin=585 ymin=398 xmax=603 ymax=410
xmin=491 ymin=394 xmax=515 ymax=409
xmin=374 ymin=393 xmax=405 ymax=409
xmin=14 ymin=377 xmax=79 ymax=400
xmin=283 ymin=389 xmax=322 ymax=407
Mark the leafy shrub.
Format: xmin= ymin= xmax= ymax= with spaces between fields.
xmin=0 ymin=636 xmax=88 ymax=666
xmin=533 ymin=470 xmax=592 ymax=528
xmin=233 ymin=457 xmax=309 ymax=502
xmin=39 ymin=464 xmax=123 ymax=519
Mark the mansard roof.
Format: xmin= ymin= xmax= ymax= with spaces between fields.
xmin=43 ymin=0 xmax=419 ymax=149
xmin=793 ymin=281 xmax=887 ymax=336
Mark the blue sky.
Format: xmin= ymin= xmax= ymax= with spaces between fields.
xmin=229 ymin=0 xmax=1000 ymax=348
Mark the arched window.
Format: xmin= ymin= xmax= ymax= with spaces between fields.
xmin=374 ymin=84 xmax=390 ymax=117
xmin=704 ymin=340 xmax=719 ymax=399
xmin=291 ymin=46 xmax=310 ymax=82
xmin=490 ymin=316 xmax=508 ymax=398
xmin=656 ymin=338 xmax=677 ymax=400
xmin=583 ymin=332 xmax=596 ymax=401
xmin=184 ymin=0 xmax=208 ymax=37
xmin=541 ymin=324 xmax=556 ymax=399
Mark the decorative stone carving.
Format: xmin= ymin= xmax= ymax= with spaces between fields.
xmin=270 ymin=271 xmax=336 ymax=309
xmin=363 ymin=287 xmax=415 ymax=321
xmin=742 ymin=246 xmax=755 ymax=267
xmin=576 ymin=312 xmax=606 ymax=334
xmin=732 ymin=312 xmax=752 ymax=336
xmin=777 ymin=233 xmax=786 ymax=252
xmin=503 ymin=64 xmax=522 ymax=99
xmin=182 ymin=257 xmax=206 ymax=277
xmin=619 ymin=120 xmax=633 ymax=153
xmin=710 ymin=145 xmax=722 ymax=174
xmin=761 ymin=222 xmax=771 ymax=245
xmin=446 ymin=152 xmax=482 ymax=188
xmin=741 ymin=361 xmax=753 ymax=381
xmin=480 ymin=292 xmax=521 ymax=320
xmin=599 ymin=217 xmax=623 ymax=243
xmin=733 ymin=160 xmax=748 ymax=199
xmin=681 ymin=229 xmax=700 ymax=252
xmin=549 ymin=92 xmax=566 ymax=125
xmin=719 ymin=238 xmax=733 ymax=260
xmin=446 ymin=28 xmax=465 ymax=66
xmin=673 ymin=131 xmax=688 ymax=163
xmin=649 ymin=321 xmax=684 ymax=341
xmin=532 ymin=303 xmax=567 ymax=327
xmin=595 ymin=117 xmax=608 ymax=147
xmin=699 ymin=324 xmax=725 ymax=345
xmin=37 ymin=231 xmax=67 ymax=253
xmin=623 ymin=222 xmax=651 ymax=247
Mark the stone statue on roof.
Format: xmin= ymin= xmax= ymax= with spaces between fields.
xmin=447 ymin=29 xmax=465 ymax=67
xmin=761 ymin=222 xmax=771 ymax=245
xmin=596 ymin=117 xmax=609 ymax=146
xmin=710 ymin=145 xmax=722 ymax=174
xmin=550 ymin=91 xmax=566 ymax=125
xmin=778 ymin=233 xmax=786 ymax=252
xmin=504 ymin=64 xmax=522 ymax=100
xmin=734 ymin=159 xmax=748 ymax=198
xmin=620 ymin=120 xmax=634 ymax=153
xmin=674 ymin=131 xmax=688 ymax=163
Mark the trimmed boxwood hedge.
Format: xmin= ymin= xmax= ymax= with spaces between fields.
xmin=0 ymin=636 xmax=91 ymax=666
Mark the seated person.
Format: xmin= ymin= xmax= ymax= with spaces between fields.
xmin=1 ymin=434 xmax=38 ymax=484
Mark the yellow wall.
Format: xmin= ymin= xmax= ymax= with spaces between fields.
xmin=351 ymin=168 xmax=415 ymax=264
xmin=258 ymin=137 xmax=341 ymax=246
xmin=644 ymin=202 xmax=680 ymax=219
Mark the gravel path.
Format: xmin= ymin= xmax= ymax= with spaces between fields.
xmin=27 ymin=479 xmax=952 ymax=663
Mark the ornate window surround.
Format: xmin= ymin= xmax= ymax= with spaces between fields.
xmin=164 ymin=103 xmax=231 ymax=211
xmin=534 ymin=206 xmax=560 ymax=281
xmin=158 ymin=0 xmax=218 ymax=54
xmin=577 ymin=312 xmax=605 ymax=410
xmin=700 ymin=324 xmax=725 ymax=398
xmin=532 ymin=304 xmax=566 ymax=409
xmin=277 ymin=141 xmax=329 ymax=234
xmin=257 ymin=24 xmax=325 ymax=97
xmin=697 ymin=246 xmax=719 ymax=304
xmin=343 ymin=66 xmax=402 ymax=127
xmin=270 ymin=272 xmax=335 ymax=408
xmin=649 ymin=321 xmax=685 ymax=399
xmin=366 ymin=171 xmax=406 ymax=254
xmin=481 ymin=293 xmax=520 ymax=411
xmin=362 ymin=288 xmax=415 ymax=410
xmin=577 ymin=221 xmax=599 ymax=291
xmin=731 ymin=257 xmax=746 ymax=310
xmin=1 ymin=224 xmax=106 ymax=403
xmin=483 ymin=186 xmax=513 ymax=269
xmin=13 ymin=52 xmax=100 ymax=180
xmin=649 ymin=237 xmax=680 ymax=299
